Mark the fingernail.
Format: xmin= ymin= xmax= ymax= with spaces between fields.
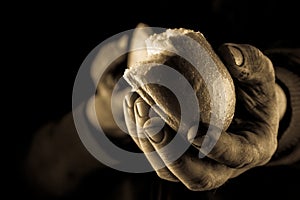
xmin=198 ymin=151 xmax=206 ymax=159
xmin=187 ymin=125 xmax=199 ymax=143
xmin=187 ymin=122 xmax=208 ymax=145
xmin=198 ymin=140 xmax=211 ymax=158
xmin=227 ymin=45 xmax=244 ymax=66
xmin=144 ymin=117 xmax=165 ymax=143
xmin=125 ymin=92 xmax=138 ymax=108
xmin=135 ymin=99 xmax=149 ymax=118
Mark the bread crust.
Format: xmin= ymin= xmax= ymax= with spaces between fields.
xmin=124 ymin=28 xmax=236 ymax=131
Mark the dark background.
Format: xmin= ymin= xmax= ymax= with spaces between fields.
xmin=10 ymin=0 xmax=300 ymax=199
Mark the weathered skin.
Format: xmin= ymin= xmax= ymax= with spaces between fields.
xmin=124 ymin=42 xmax=280 ymax=191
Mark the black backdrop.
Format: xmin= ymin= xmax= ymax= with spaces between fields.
xmin=11 ymin=0 xmax=300 ymax=199
xmin=24 ymin=0 xmax=300 ymax=136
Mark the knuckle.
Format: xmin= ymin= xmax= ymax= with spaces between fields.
xmin=168 ymin=157 xmax=185 ymax=170
xmin=185 ymin=173 xmax=225 ymax=191
xmin=246 ymin=136 xmax=277 ymax=166
xmin=258 ymin=137 xmax=278 ymax=164
xmin=190 ymin=180 xmax=212 ymax=191
xmin=156 ymin=169 xmax=179 ymax=182
xmin=185 ymin=182 xmax=205 ymax=191
xmin=237 ymin=68 xmax=250 ymax=81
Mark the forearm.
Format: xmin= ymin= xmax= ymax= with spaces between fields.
xmin=25 ymin=111 xmax=103 ymax=196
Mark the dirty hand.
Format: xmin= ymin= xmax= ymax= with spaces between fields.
xmin=123 ymin=43 xmax=279 ymax=191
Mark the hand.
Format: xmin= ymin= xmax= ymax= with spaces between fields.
xmin=123 ymin=43 xmax=279 ymax=191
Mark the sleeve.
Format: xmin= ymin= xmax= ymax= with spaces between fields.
xmin=25 ymin=112 xmax=103 ymax=196
xmin=265 ymin=48 xmax=300 ymax=166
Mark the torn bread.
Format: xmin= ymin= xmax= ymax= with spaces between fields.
xmin=123 ymin=28 xmax=236 ymax=131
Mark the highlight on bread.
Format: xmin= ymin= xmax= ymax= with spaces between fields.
xmin=123 ymin=28 xmax=236 ymax=132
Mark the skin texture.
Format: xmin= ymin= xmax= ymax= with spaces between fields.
xmin=123 ymin=43 xmax=279 ymax=191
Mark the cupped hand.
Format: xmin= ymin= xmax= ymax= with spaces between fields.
xmin=123 ymin=43 xmax=279 ymax=191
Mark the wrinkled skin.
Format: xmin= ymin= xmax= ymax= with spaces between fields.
xmin=123 ymin=43 xmax=279 ymax=191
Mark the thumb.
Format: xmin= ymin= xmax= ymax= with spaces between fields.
xmin=218 ymin=43 xmax=279 ymax=131
xmin=218 ymin=43 xmax=275 ymax=84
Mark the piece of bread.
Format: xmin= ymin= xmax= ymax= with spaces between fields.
xmin=123 ymin=28 xmax=236 ymax=131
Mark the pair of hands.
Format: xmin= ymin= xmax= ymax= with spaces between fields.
xmin=122 ymin=43 xmax=279 ymax=191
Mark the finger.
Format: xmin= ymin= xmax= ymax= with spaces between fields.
xmin=219 ymin=43 xmax=278 ymax=125
xmin=187 ymin=123 xmax=277 ymax=168
xmin=127 ymin=23 xmax=152 ymax=66
xmin=218 ymin=43 xmax=275 ymax=84
xmin=218 ymin=43 xmax=276 ymax=114
xmin=123 ymin=92 xmax=141 ymax=148
xmin=134 ymin=97 xmax=154 ymax=150
xmin=143 ymin=121 xmax=234 ymax=191
xmin=134 ymin=97 xmax=178 ymax=182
